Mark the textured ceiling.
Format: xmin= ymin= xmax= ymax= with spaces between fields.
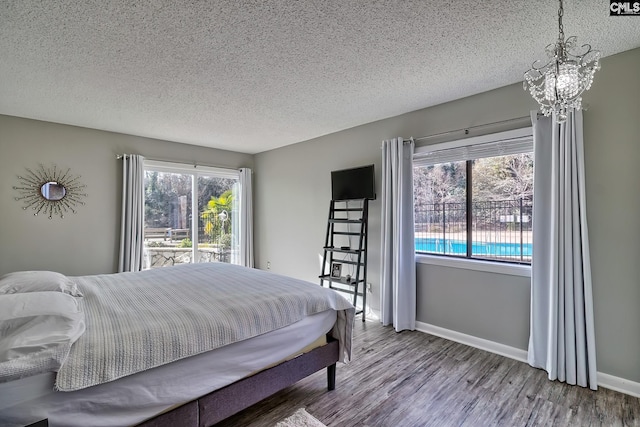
xmin=1 ymin=1 xmax=640 ymax=154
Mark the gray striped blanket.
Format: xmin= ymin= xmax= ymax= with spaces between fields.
xmin=57 ymin=263 xmax=354 ymax=391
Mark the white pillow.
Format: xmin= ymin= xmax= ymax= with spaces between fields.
xmin=0 ymin=271 xmax=83 ymax=297
xmin=0 ymin=292 xmax=86 ymax=382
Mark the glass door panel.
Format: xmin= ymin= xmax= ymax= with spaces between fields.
xmin=197 ymin=175 xmax=239 ymax=264
xmin=143 ymin=171 xmax=193 ymax=268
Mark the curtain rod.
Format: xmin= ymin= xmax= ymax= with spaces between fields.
xmin=115 ymin=154 xmax=245 ymax=171
xmin=116 ymin=154 xmax=197 ymax=168
xmin=412 ymin=115 xmax=535 ymax=143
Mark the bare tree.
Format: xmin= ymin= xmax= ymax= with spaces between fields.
xmin=472 ymin=153 xmax=533 ymax=202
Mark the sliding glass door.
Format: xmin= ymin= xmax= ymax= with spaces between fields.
xmin=143 ymin=162 xmax=240 ymax=269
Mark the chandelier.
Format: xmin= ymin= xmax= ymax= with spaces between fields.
xmin=523 ymin=0 xmax=600 ymax=123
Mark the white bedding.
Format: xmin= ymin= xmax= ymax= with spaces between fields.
xmin=58 ymin=262 xmax=353 ymax=391
xmin=0 ymin=292 xmax=85 ymax=382
xmin=0 ymin=309 xmax=337 ymax=427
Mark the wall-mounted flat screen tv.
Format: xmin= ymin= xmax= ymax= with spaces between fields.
xmin=331 ymin=164 xmax=376 ymax=201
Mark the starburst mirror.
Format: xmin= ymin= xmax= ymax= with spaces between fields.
xmin=13 ymin=164 xmax=87 ymax=219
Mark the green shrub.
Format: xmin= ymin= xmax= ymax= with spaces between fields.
xmin=146 ymin=241 xmax=167 ymax=247
xmin=220 ymin=233 xmax=232 ymax=249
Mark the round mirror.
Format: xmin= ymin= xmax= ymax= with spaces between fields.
xmin=15 ymin=164 xmax=86 ymax=219
xmin=41 ymin=182 xmax=66 ymax=201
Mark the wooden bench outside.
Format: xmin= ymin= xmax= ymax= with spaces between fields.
xmin=169 ymin=228 xmax=190 ymax=242
xmin=144 ymin=228 xmax=171 ymax=241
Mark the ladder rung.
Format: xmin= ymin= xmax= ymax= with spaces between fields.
xmin=319 ymin=274 xmax=364 ymax=284
xmin=319 ymin=275 xmax=348 ymax=284
xmin=332 ymin=231 xmax=361 ymax=236
xmin=328 ymin=219 xmax=362 ymax=223
xmin=323 ymin=247 xmax=362 ymax=254
xmin=333 ymin=208 xmax=364 ymax=212
xmin=335 ymin=259 xmax=365 ymax=266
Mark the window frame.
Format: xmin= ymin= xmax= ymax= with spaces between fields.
xmin=143 ymin=160 xmax=241 ymax=266
xmin=413 ymin=127 xmax=533 ymax=270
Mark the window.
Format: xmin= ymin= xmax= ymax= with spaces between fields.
xmin=413 ymin=128 xmax=533 ymax=264
xmin=143 ymin=161 xmax=242 ymax=269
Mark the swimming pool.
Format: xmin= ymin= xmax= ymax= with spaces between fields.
xmin=415 ymin=237 xmax=532 ymax=257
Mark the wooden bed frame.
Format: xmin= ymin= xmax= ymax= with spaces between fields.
xmin=137 ymin=337 xmax=340 ymax=427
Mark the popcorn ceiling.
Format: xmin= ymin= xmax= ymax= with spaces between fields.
xmin=1 ymin=1 xmax=638 ymax=153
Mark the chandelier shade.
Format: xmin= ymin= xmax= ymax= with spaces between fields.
xmin=524 ymin=0 xmax=600 ymax=123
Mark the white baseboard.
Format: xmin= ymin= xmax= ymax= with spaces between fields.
xmin=414 ymin=321 xmax=640 ymax=398
xmin=597 ymin=372 xmax=640 ymax=398
xmin=415 ymin=321 xmax=528 ymax=363
xmin=368 ymin=307 xmax=381 ymax=320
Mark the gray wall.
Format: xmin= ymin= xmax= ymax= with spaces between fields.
xmin=0 ymin=116 xmax=253 ymax=276
xmin=581 ymin=50 xmax=640 ymax=381
xmin=254 ymin=47 xmax=640 ymax=383
xmin=416 ymin=266 xmax=531 ymax=349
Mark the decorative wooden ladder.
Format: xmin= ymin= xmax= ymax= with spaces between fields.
xmin=319 ymin=199 xmax=368 ymax=321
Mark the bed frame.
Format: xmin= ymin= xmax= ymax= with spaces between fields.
xmin=137 ymin=337 xmax=339 ymax=427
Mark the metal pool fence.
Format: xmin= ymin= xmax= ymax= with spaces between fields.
xmin=414 ymin=199 xmax=533 ymax=263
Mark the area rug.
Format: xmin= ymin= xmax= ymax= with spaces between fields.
xmin=275 ymin=408 xmax=327 ymax=427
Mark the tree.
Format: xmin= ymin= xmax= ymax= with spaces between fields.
xmin=414 ymin=162 xmax=467 ymax=231
xmin=413 ymin=162 xmax=466 ymax=208
xmin=144 ymin=171 xmax=192 ymax=229
xmin=472 ymin=153 xmax=533 ymax=202
xmin=414 ymin=154 xmax=533 ymax=232
xmin=201 ymin=189 xmax=234 ymax=246
xmin=144 ymin=172 xmax=237 ymax=232
xmin=470 ymin=153 xmax=533 ymax=229
xmin=197 ymin=176 xmax=235 ymax=213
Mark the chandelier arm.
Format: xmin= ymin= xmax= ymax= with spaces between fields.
xmin=575 ymin=44 xmax=595 ymax=57
xmin=563 ymin=46 xmax=595 ymax=61
xmin=529 ymin=58 xmax=553 ymax=72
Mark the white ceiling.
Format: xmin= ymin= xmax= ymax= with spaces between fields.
xmin=1 ymin=1 xmax=639 ymax=154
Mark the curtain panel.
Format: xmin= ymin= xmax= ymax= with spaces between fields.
xmin=239 ymin=168 xmax=254 ymax=268
xmin=380 ymin=137 xmax=416 ymax=332
xmin=528 ymin=111 xmax=597 ymax=390
xmin=118 ymin=154 xmax=145 ymax=273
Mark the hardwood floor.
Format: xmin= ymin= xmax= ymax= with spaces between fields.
xmin=216 ymin=320 xmax=640 ymax=426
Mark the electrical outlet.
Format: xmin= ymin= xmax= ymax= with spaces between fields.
xmin=366 ymin=282 xmax=372 ymax=293
xmin=267 ymin=262 xmax=271 ymax=270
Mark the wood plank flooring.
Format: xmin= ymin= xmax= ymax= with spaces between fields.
xmin=215 ymin=320 xmax=640 ymax=426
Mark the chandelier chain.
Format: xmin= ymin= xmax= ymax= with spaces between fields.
xmin=558 ymin=0 xmax=564 ymax=41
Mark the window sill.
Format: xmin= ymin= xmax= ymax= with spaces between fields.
xmin=416 ymin=254 xmax=531 ymax=277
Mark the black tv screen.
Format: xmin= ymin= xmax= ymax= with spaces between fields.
xmin=331 ymin=165 xmax=376 ymax=201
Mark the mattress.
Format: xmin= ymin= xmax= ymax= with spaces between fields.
xmin=0 ymin=309 xmax=337 ymax=427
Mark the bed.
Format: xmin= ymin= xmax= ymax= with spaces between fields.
xmin=0 ymin=262 xmax=355 ymax=427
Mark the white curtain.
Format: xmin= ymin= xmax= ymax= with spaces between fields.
xmin=118 ymin=154 xmax=145 ymax=273
xmin=380 ymin=137 xmax=416 ymax=332
xmin=528 ymin=111 xmax=597 ymax=390
xmin=238 ymin=168 xmax=254 ymax=268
